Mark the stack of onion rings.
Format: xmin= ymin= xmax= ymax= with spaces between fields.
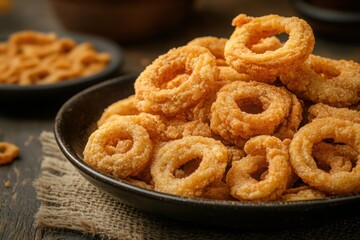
xmin=84 ymin=13 xmax=360 ymax=202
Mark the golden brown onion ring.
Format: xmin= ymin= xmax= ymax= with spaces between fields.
xmin=187 ymin=36 xmax=282 ymax=67
xmin=274 ymin=93 xmax=303 ymax=140
xmin=134 ymin=45 xmax=218 ymax=115
xmin=289 ymin=117 xmax=360 ymax=194
xmin=97 ymin=95 xmax=140 ymax=126
xmin=225 ymin=14 xmax=314 ymax=82
xmin=226 ymin=135 xmax=292 ymax=201
xmin=280 ymin=55 xmax=360 ymax=107
xmin=83 ymin=117 xmax=153 ymax=178
xmin=210 ymin=81 xmax=292 ymax=147
xmin=280 ymin=185 xmax=326 ymax=202
xmin=308 ymin=103 xmax=360 ymax=123
xmin=187 ymin=36 xmax=228 ymax=66
xmin=150 ymin=136 xmax=227 ymax=197
xmin=312 ymin=142 xmax=357 ymax=174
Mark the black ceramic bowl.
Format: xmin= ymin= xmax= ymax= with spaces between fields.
xmin=0 ymin=31 xmax=123 ymax=111
xmin=292 ymin=0 xmax=360 ymax=40
xmin=54 ymin=75 xmax=360 ymax=230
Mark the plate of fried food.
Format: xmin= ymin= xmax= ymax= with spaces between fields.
xmin=0 ymin=30 xmax=123 ymax=110
xmin=55 ymin=13 xmax=360 ymax=229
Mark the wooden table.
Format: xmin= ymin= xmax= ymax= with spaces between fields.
xmin=1 ymin=0 xmax=360 ymax=239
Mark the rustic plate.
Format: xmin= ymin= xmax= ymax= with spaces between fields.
xmin=0 ymin=31 xmax=123 ymax=111
xmin=54 ymin=75 xmax=360 ymax=230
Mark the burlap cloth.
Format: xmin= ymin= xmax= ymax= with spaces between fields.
xmin=34 ymin=131 xmax=360 ymax=240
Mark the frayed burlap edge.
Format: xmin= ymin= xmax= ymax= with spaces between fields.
xmin=34 ymin=132 xmax=128 ymax=239
xmin=33 ymin=132 xmax=233 ymax=240
xmin=33 ymin=131 xmax=161 ymax=240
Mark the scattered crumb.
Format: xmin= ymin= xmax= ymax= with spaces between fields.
xmin=24 ymin=135 xmax=34 ymax=146
xmin=4 ymin=180 xmax=11 ymax=188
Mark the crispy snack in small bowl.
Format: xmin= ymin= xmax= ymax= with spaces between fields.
xmin=0 ymin=31 xmax=123 ymax=110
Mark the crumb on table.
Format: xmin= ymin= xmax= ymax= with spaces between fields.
xmin=4 ymin=180 xmax=11 ymax=188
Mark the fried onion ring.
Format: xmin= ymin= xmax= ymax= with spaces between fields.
xmin=134 ymin=45 xmax=218 ymax=115
xmin=274 ymin=93 xmax=303 ymax=140
xmin=225 ymin=14 xmax=314 ymax=82
xmin=165 ymin=118 xmax=212 ymax=139
xmin=187 ymin=36 xmax=281 ymax=67
xmin=308 ymin=103 xmax=360 ymax=123
xmin=217 ymin=66 xmax=252 ymax=82
xmin=226 ymin=135 xmax=292 ymax=201
xmin=83 ymin=117 xmax=153 ymax=178
xmin=181 ymin=76 xmax=234 ymax=124
xmin=280 ymin=55 xmax=360 ymax=107
xmin=210 ymin=81 xmax=292 ymax=146
xmin=0 ymin=142 xmax=20 ymax=165
xmin=226 ymin=145 xmax=246 ymax=163
xmin=251 ymin=36 xmax=282 ymax=54
xmin=150 ymin=136 xmax=227 ymax=197
xmin=97 ymin=95 xmax=140 ymax=126
xmin=187 ymin=36 xmax=228 ymax=66
xmin=280 ymin=185 xmax=326 ymax=202
xmin=312 ymin=142 xmax=357 ymax=174
xmin=99 ymin=112 xmax=168 ymax=142
xmin=289 ymin=117 xmax=360 ymax=194
xmin=187 ymin=34 xmax=283 ymax=83
xmin=200 ymin=180 xmax=232 ymax=200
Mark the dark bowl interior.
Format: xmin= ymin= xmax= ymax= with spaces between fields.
xmin=0 ymin=31 xmax=123 ymax=112
xmin=54 ymin=75 xmax=360 ymax=230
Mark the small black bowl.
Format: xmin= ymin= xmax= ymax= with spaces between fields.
xmin=0 ymin=31 xmax=123 ymax=112
xmin=292 ymin=0 xmax=360 ymax=41
xmin=54 ymin=75 xmax=360 ymax=230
